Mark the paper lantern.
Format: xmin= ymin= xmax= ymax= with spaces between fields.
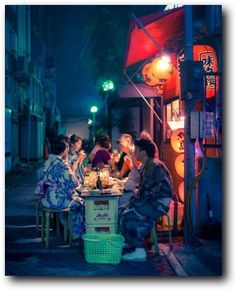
xmin=175 ymin=154 xmax=184 ymax=178
xmin=150 ymin=56 xmax=173 ymax=82
xmin=170 ymin=128 xmax=184 ymax=153
xmin=178 ymin=45 xmax=219 ymax=99
xmin=193 ymin=45 xmax=219 ymax=99
xmin=142 ymin=63 xmax=159 ymax=87
xmin=178 ymin=181 xmax=184 ymax=203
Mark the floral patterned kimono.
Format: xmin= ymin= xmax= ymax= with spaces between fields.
xmin=35 ymin=154 xmax=85 ymax=239
xmin=68 ymin=151 xmax=84 ymax=183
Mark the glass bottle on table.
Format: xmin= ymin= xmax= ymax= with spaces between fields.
xmin=96 ymin=168 xmax=103 ymax=190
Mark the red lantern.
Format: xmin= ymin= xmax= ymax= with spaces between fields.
xmin=142 ymin=63 xmax=159 ymax=87
xmin=175 ymin=154 xmax=184 ymax=178
xmin=170 ymin=128 xmax=184 ymax=153
xmin=178 ymin=181 xmax=184 ymax=203
xmin=178 ymin=45 xmax=219 ymax=99
xmin=193 ymin=45 xmax=219 ymax=99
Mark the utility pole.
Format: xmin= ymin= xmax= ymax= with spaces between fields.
xmin=183 ymin=5 xmax=197 ymax=244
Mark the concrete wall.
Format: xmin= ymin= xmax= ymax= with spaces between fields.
xmin=62 ymin=117 xmax=89 ymax=140
xmin=197 ymin=157 xmax=222 ymax=231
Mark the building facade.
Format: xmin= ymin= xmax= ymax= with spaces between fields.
xmin=5 ymin=5 xmax=61 ymax=173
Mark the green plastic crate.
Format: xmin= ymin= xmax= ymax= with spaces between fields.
xmin=82 ymin=233 xmax=124 ymax=265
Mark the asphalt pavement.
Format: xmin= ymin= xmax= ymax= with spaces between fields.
xmin=5 ymin=165 xmax=222 ymax=277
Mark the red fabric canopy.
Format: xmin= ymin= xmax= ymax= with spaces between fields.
xmin=124 ymin=7 xmax=184 ymax=70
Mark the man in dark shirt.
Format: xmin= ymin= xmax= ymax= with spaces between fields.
xmin=119 ymin=139 xmax=173 ymax=261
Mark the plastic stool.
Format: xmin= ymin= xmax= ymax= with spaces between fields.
xmin=150 ymin=214 xmax=172 ymax=255
xmin=41 ymin=207 xmax=72 ymax=248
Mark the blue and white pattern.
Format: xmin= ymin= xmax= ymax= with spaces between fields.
xmin=68 ymin=151 xmax=84 ymax=183
xmin=35 ymin=154 xmax=85 ymax=239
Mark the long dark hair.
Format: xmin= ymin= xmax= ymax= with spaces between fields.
xmin=51 ymin=140 xmax=67 ymax=155
xmin=70 ymin=134 xmax=82 ymax=145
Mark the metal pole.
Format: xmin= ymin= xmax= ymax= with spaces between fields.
xmin=183 ymin=5 xmax=197 ymax=244
xmin=131 ymin=13 xmax=164 ymax=53
xmin=124 ymin=72 xmax=163 ymax=124
xmin=92 ymin=113 xmax=96 ymax=145
xmin=150 ymin=98 xmax=154 ymax=140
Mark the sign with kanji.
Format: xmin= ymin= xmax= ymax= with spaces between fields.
xmin=170 ymin=128 xmax=185 ymax=153
xmin=193 ymin=45 xmax=219 ymax=99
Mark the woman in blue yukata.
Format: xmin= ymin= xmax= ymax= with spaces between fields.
xmin=68 ymin=134 xmax=86 ymax=183
xmin=35 ymin=139 xmax=85 ymax=239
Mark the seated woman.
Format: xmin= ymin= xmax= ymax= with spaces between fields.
xmin=68 ymin=134 xmax=86 ymax=183
xmin=35 ymin=139 xmax=85 ymax=240
xmin=92 ymin=138 xmax=113 ymax=170
xmin=88 ymin=133 xmax=110 ymax=163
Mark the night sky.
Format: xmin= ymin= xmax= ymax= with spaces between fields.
xmin=49 ymin=6 xmax=101 ymax=119
xmin=45 ymin=5 xmax=162 ymax=120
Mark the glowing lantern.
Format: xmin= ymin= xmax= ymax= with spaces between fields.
xmin=193 ymin=45 xmax=219 ymax=99
xmin=142 ymin=55 xmax=174 ymax=88
xmin=178 ymin=45 xmax=219 ymax=99
xmin=150 ymin=55 xmax=173 ymax=82
xmin=170 ymin=128 xmax=184 ymax=153
xmin=142 ymin=63 xmax=159 ymax=87
xmin=175 ymin=154 xmax=184 ymax=178
xmin=178 ymin=181 xmax=184 ymax=203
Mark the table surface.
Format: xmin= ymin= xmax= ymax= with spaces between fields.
xmin=80 ymin=189 xmax=122 ymax=198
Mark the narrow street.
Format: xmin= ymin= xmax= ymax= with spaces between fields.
xmin=4 ymin=4 xmax=225 ymax=286
xmin=5 ymin=166 xmax=222 ymax=277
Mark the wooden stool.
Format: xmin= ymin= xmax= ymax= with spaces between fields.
xmin=150 ymin=214 xmax=173 ymax=255
xmin=35 ymin=199 xmax=42 ymax=233
xmin=41 ymin=207 xmax=72 ymax=248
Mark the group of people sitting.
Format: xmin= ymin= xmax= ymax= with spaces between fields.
xmin=35 ymin=130 xmax=173 ymax=262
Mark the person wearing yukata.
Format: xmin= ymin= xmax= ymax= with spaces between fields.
xmin=119 ymin=139 xmax=173 ymax=261
xmin=35 ymin=139 xmax=85 ymax=240
xmin=68 ymin=134 xmax=86 ymax=183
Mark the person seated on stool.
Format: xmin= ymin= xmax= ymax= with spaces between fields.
xmin=35 ymin=139 xmax=85 ymax=240
xmin=68 ymin=134 xmax=86 ymax=183
xmin=119 ymin=139 xmax=173 ymax=262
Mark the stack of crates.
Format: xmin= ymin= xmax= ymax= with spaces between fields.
xmin=85 ymin=196 xmax=119 ymax=234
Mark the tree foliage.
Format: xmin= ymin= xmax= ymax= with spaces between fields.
xmin=83 ymin=5 xmax=163 ymax=87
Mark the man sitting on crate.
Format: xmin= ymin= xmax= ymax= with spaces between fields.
xmin=119 ymin=139 xmax=173 ymax=261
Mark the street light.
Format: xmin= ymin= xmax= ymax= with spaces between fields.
xmin=90 ymin=106 xmax=98 ymax=145
xmin=90 ymin=106 xmax=98 ymax=114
